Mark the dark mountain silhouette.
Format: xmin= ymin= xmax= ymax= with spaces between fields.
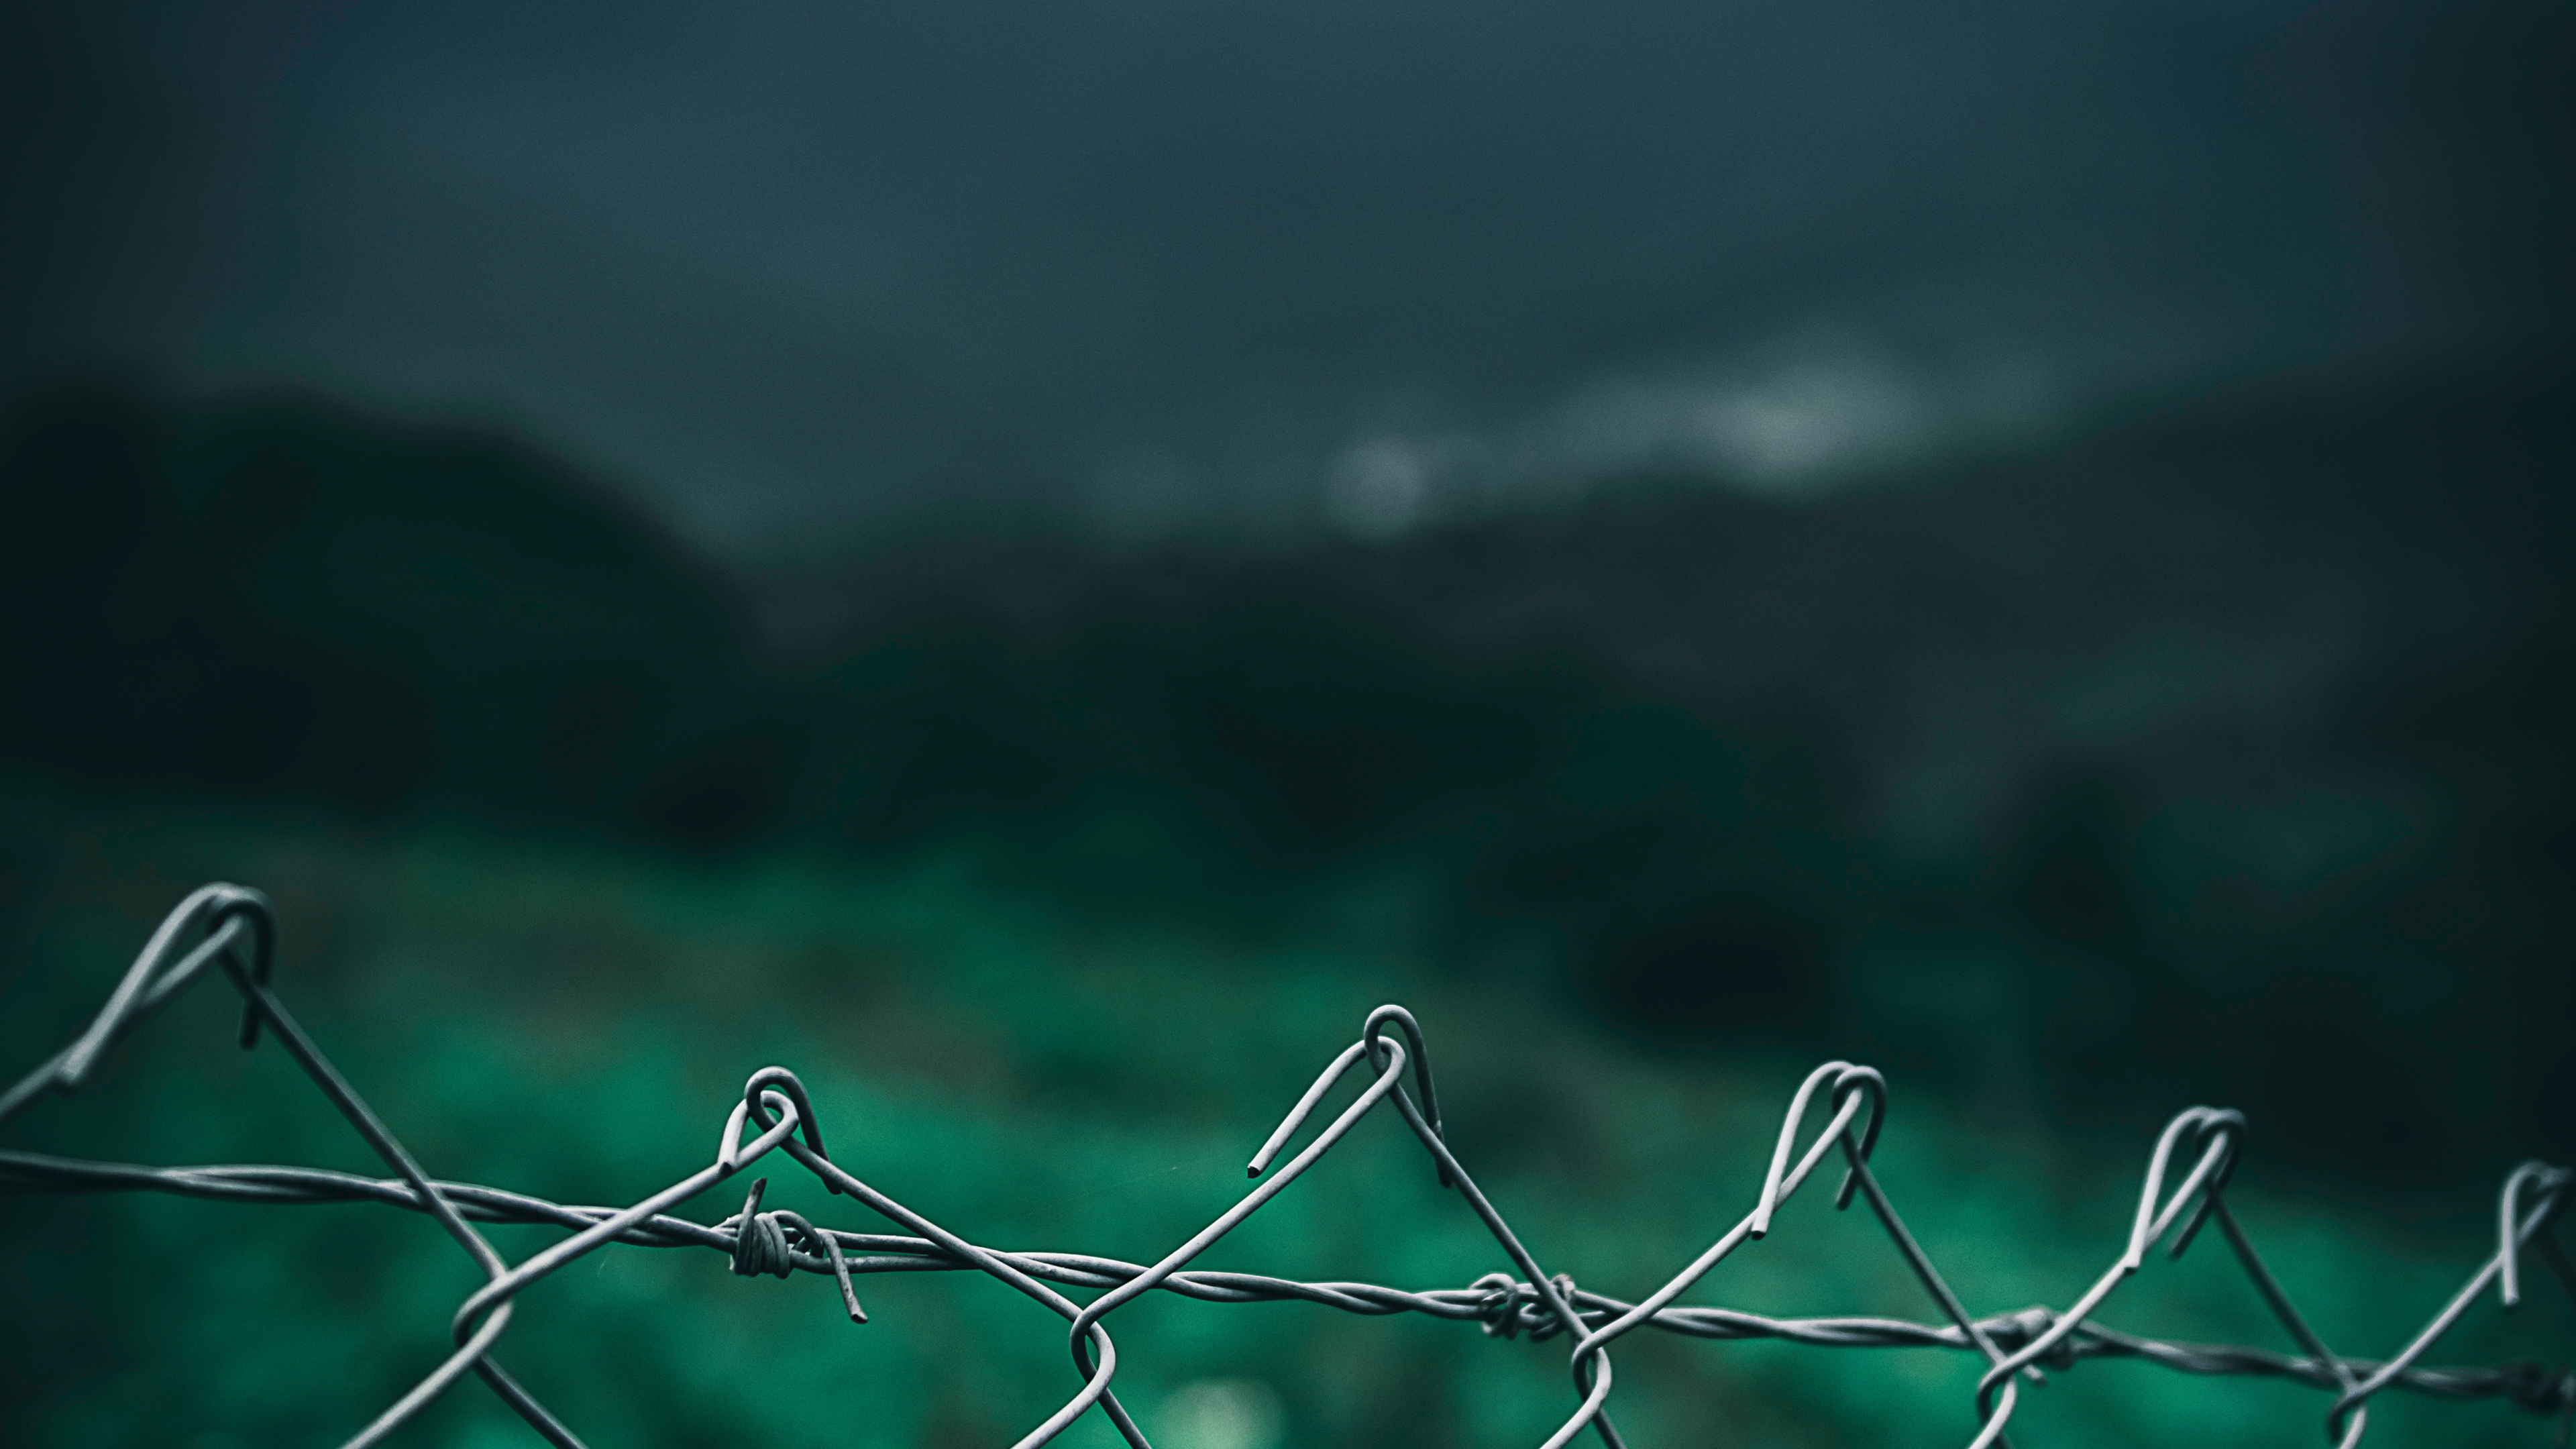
xmin=0 ymin=381 xmax=768 ymax=836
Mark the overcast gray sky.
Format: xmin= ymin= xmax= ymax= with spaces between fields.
xmin=7 ymin=0 xmax=2568 ymax=557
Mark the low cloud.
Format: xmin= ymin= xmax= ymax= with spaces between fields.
xmin=1318 ymin=333 xmax=2060 ymax=541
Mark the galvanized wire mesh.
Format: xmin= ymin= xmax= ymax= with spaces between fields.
xmin=4 ymin=883 xmax=2570 ymax=1448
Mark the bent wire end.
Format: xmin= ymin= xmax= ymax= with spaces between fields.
xmin=1752 ymin=1060 xmax=1885 ymax=1239
xmin=1362 ymin=1004 xmax=1450 ymax=1187
xmin=2498 ymin=1162 xmax=2572 ymax=1309
xmin=48 ymin=883 xmax=275 ymax=1095
xmin=741 ymin=1067 xmax=838 ymax=1192
xmin=1246 ymin=1038 xmax=1372 ymax=1178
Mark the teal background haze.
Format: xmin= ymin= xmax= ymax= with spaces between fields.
xmin=3 ymin=0 xmax=2573 ymax=1444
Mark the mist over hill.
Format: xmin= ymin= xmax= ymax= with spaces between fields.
xmin=769 ymin=354 xmax=2574 ymax=843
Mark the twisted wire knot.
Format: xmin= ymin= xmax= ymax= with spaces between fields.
xmin=726 ymin=1177 xmax=867 ymax=1323
xmin=1469 ymin=1272 xmax=1586 ymax=1341
xmin=2490 ymin=1360 xmax=2576 ymax=1417
xmin=731 ymin=1202 xmax=796 ymax=1279
xmin=1984 ymin=1305 xmax=2080 ymax=1369
xmin=1469 ymin=1272 xmax=1527 ymax=1338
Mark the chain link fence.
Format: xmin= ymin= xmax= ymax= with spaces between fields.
xmin=5 ymin=884 xmax=2570 ymax=1448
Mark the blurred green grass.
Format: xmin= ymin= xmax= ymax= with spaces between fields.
xmin=3 ymin=806 xmax=2563 ymax=1448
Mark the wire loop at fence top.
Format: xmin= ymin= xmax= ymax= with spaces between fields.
xmin=3 ymin=885 xmax=2571 ymax=1449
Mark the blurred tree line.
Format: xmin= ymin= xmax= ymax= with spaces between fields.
xmin=2 ymin=362 xmax=2568 ymax=1197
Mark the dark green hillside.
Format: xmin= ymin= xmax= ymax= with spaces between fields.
xmin=0 ymin=382 xmax=763 ymax=834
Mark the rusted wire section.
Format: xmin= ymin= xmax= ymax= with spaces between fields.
xmin=5 ymin=885 xmax=2569 ymax=1449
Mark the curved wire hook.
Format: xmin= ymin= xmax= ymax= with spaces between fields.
xmin=1542 ymin=1061 xmax=1887 ymax=1449
xmin=1566 ymin=1059 xmax=1887 ymax=1353
xmin=729 ymin=1065 xmax=834 ymax=1183
xmin=1 ymin=885 xmax=590 ymax=1449
xmin=2500 ymin=1160 xmax=2571 ymax=1310
xmin=1340 ymin=1010 xmax=1633 ymax=1449
xmin=1 ymin=884 xmax=274 ymax=1125
xmin=1753 ymin=1061 xmax=1886 ymax=1236
xmin=1362 ymin=1004 xmax=1450 ymax=1187
xmin=1242 ymin=996 xmax=1599 ymax=1433
xmin=736 ymin=1067 xmax=1155 ymax=1449
xmin=1968 ymin=1106 xmax=2245 ymax=1448
xmin=398 ymin=1080 xmax=814 ymax=1449
xmin=1244 ymin=1005 xmax=1446 ymax=1181
xmin=1053 ymin=1034 xmax=1418 ymax=1448
xmin=2326 ymin=1159 xmax=2572 ymax=1444
xmin=1245 ymin=1038 xmax=1386 ymax=1176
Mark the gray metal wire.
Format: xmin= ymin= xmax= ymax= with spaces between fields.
xmin=3 ymin=883 xmax=2569 ymax=1448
